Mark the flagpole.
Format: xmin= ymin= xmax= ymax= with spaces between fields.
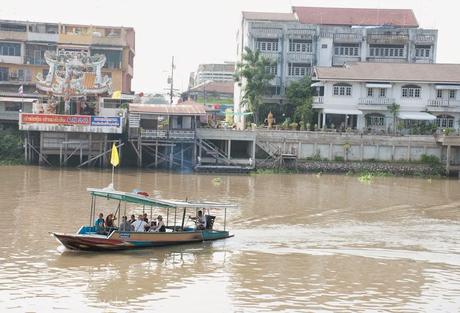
xmin=112 ymin=164 xmax=114 ymax=188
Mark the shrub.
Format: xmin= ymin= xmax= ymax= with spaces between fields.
xmin=420 ymin=154 xmax=440 ymax=165
xmin=334 ymin=156 xmax=344 ymax=162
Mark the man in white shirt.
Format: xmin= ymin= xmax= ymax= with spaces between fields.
xmin=190 ymin=210 xmax=206 ymax=230
xmin=131 ymin=214 xmax=148 ymax=232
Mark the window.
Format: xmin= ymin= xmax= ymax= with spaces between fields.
xmin=0 ymin=67 xmax=8 ymax=81
xmin=256 ymin=39 xmax=278 ymax=52
xmin=367 ymin=88 xmax=373 ymax=97
xmin=289 ymin=39 xmax=312 ymax=53
xmin=369 ymin=45 xmax=404 ymax=58
xmin=0 ymin=42 xmax=21 ymax=56
xmin=128 ymin=51 xmax=134 ymax=67
xmin=436 ymin=115 xmax=454 ymax=128
xmin=333 ymin=83 xmax=352 ymax=96
xmin=366 ymin=114 xmax=385 ymax=127
xmin=437 ymin=89 xmax=443 ymax=98
xmin=4 ymin=102 xmax=21 ymax=111
xmin=321 ymin=44 xmax=327 ymax=49
xmin=42 ymin=69 xmax=49 ymax=78
xmin=415 ymin=45 xmax=431 ymax=58
xmin=379 ymin=88 xmax=386 ymax=97
xmin=449 ymin=90 xmax=456 ymax=99
xmin=288 ymin=63 xmax=311 ymax=77
xmin=265 ymin=64 xmax=277 ymax=75
xmin=334 ymin=44 xmax=359 ymax=57
xmin=25 ymin=44 xmax=54 ymax=65
xmin=402 ymin=85 xmax=421 ymax=98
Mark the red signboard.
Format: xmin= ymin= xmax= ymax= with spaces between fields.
xmin=21 ymin=114 xmax=91 ymax=126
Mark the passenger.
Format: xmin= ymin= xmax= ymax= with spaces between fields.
xmin=119 ymin=216 xmax=132 ymax=232
xmin=129 ymin=214 xmax=136 ymax=224
xmin=131 ymin=214 xmax=148 ymax=232
xmin=143 ymin=213 xmax=149 ymax=223
xmin=105 ymin=213 xmax=116 ymax=229
xmin=190 ymin=210 xmax=206 ymax=230
xmin=95 ymin=213 xmax=106 ymax=234
xmin=150 ymin=215 xmax=166 ymax=232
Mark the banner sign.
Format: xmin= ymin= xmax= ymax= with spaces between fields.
xmin=21 ymin=114 xmax=90 ymax=125
xmin=91 ymin=116 xmax=121 ymax=127
xmin=21 ymin=114 xmax=121 ymax=127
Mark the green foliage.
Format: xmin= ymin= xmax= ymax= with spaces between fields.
xmin=0 ymin=128 xmax=23 ymax=164
xmin=235 ymin=47 xmax=275 ymax=124
xmin=387 ymin=102 xmax=400 ymax=135
xmin=420 ymin=154 xmax=440 ymax=165
xmin=334 ymin=156 xmax=344 ymax=162
xmin=286 ymin=77 xmax=314 ymax=129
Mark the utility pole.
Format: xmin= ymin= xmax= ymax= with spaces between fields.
xmin=170 ymin=56 xmax=175 ymax=104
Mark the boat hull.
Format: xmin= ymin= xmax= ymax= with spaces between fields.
xmin=53 ymin=230 xmax=231 ymax=251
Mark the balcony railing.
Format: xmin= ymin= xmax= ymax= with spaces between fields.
xmin=367 ymin=33 xmax=409 ymax=44
xmin=366 ymin=57 xmax=407 ymax=63
xmin=313 ymin=96 xmax=323 ymax=104
xmin=333 ymin=33 xmax=363 ymax=43
xmin=359 ymin=97 xmax=395 ymax=105
xmin=427 ymin=99 xmax=460 ymax=107
xmin=332 ymin=56 xmax=361 ymax=66
xmin=141 ymin=129 xmax=196 ymax=140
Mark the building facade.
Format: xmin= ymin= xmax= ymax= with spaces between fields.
xmin=190 ymin=62 xmax=235 ymax=88
xmin=313 ymin=62 xmax=460 ymax=134
xmin=234 ymin=6 xmax=438 ymax=128
xmin=0 ymin=19 xmax=135 ymax=125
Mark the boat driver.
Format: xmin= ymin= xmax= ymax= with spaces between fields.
xmin=95 ymin=213 xmax=106 ymax=234
xmin=190 ymin=210 xmax=206 ymax=230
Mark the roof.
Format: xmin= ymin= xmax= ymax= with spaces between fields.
xmin=293 ymin=6 xmax=419 ymax=27
xmin=314 ymin=62 xmax=460 ymax=84
xmin=129 ymin=102 xmax=207 ymax=116
xmin=189 ymin=81 xmax=234 ymax=95
xmin=242 ymin=11 xmax=297 ymax=22
xmin=88 ymin=188 xmax=237 ymax=209
xmin=197 ymin=63 xmax=235 ymax=73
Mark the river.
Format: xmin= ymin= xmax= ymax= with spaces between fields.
xmin=0 ymin=166 xmax=459 ymax=312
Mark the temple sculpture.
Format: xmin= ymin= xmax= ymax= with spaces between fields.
xmin=35 ymin=49 xmax=112 ymax=114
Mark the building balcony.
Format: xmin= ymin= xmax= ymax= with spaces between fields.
xmin=286 ymin=52 xmax=314 ymax=62
xmin=366 ymin=57 xmax=407 ymax=63
xmin=427 ymin=99 xmax=460 ymax=108
xmin=58 ymin=33 xmax=93 ymax=45
xmin=0 ymin=30 xmax=27 ymax=41
xmin=92 ymin=35 xmax=126 ymax=47
xmin=313 ymin=96 xmax=323 ymax=104
xmin=259 ymin=51 xmax=281 ymax=61
xmin=332 ymin=56 xmax=361 ymax=66
xmin=333 ymin=33 xmax=363 ymax=43
xmin=414 ymin=58 xmax=433 ymax=64
xmin=359 ymin=97 xmax=395 ymax=105
xmin=27 ymin=32 xmax=59 ymax=43
xmin=367 ymin=34 xmax=409 ymax=45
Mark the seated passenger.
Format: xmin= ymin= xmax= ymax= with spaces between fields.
xmin=95 ymin=213 xmax=106 ymax=234
xmin=129 ymin=214 xmax=136 ymax=224
xmin=119 ymin=216 xmax=132 ymax=232
xmin=131 ymin=214 xmax=148 ymax=232
xmin=189 ymin=210 xmax=206 ymax=230
xmin=143 ymin=213 xmax=149 ymax=223
xmin=105 ymin=213 xmax=117 ymax=230
xmin=150 ymin=215 xmax=166 ymax=232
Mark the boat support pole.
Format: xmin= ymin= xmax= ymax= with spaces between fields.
xmin=89 ymin=196 xmax=94 ymax=226
xmin=166 ymin=208 xmax=169 ymax=228
xmin=224 ymin=207 xmax=227 ymax=231
xmin=174 ymin=208 xmax=177 ymax=232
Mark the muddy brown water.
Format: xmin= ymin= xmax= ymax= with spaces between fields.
xmin=0 ymin=166 xmax=459 ymax=312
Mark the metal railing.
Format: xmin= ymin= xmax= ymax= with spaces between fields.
xmin=359 ymin=97 xmax=395 ymax=105
xmin=427 ymin=99 xmax=460 ymax=107
xmin=140 ymin=129 xmax=195 ymax=140
xmin=313 ymin=96 xmax=323 ymax=104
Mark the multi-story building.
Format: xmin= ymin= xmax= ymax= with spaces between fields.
xmin=0 ymin=19 xmax=135 ymax=125
xmin=312 ymin=62 xmax=460 ymax=133
xmin=234 ymin=6 xmax=438 ymax=128
xmin=191 ymin=62 xmax=235 ymax=88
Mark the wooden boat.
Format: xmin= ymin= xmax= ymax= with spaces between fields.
xmin=52 ymin=187 xmax=236 ymax=251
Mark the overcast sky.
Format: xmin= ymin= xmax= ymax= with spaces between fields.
xmin=1 ymin=0 xmax=459 ymax=94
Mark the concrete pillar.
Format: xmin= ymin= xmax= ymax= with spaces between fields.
xmin=329 ymin=143 xmax=333 ymax=160
xmin=360 ymin=143 xmax=364 ymax=161
xmin=392 ymin=145 xmax=396 ymax=161
xmin=376 ymin=144 xmax=380 ymax=159
xmin=169 ymin=145 xmax=173 ymax=169
xmin=39 ymin=132 xmax=44 ymax=166
xmin=407 ymin=144 xmax=411 ymax=161
xmin=155 ymin=141 xmax=158 ymax=168
xmin=24 ymin=134 xmax=28 ymax=164
xmin=317 ymin=111 xmax=321 ymax=128
xmin=322 ymin=113 xmax=326 ymax=129
xmin=446 ymin=145 xmax=451 ymax=173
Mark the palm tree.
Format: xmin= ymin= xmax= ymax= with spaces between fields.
xmin=235 ymin=47 xmax=275 ymax=125
xmin=387 ymin=102 xmax=400 ymax=135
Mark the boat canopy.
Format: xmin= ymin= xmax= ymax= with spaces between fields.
xmin=87 ymin=188 xmax=238 ymax=209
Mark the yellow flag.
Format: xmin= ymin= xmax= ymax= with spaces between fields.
xmin=112 ymin=90 xmax=122 ymax=99
xmin=110 ymin=143 xmax=119 ymax=167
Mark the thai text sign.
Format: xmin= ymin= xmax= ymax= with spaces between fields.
xmin=21 ymin=114 xmax=121 ymax=127
xmin=21 ymin=114 xmax=91 ymax=125
xmin=91 ymin=116 xmax=121 ymax=127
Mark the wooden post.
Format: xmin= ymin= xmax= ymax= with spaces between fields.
xmin=180 ymin=143 xmax=184 ymax=168
xmin=88 ymin=133 xmax=92 ymax=167
xmin=39 ymin=132 xmax=44 ymax=166
xmin=227 ymin=140 xmax=231 ymax=159
xmin=392 ymin=145 xmax=396 ymax=161
xmin=446 ymin=145 xmax=451 ymax=174
xmin=102 ymin=135 xmax=107 ymax=167
xmin=24 ymin=133 xmax=28 ymax=164
xmin=118 ymin=138 xmax=122 ymax=165
xmin=155 ymin=141 xmax=158 ymax=168
xmin=138 ymin=137 xmax=142 ymax=168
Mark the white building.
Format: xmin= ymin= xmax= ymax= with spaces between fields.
xmin=234 ymin=6 xmax=438 ymax=128
xmin=313 ymin=62 xmax=460 ymax=133
xmin=191 ymin=62 xmax=236 ymax=87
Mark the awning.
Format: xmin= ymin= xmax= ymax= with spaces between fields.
xmin=311 ymin=82 xmax=323 ymax=87
xmin=323 ymin=108 xmax=363 ymax=115
xmin=398 ymin=112 xmax=437 ymax=120
xmin=365 ymin=83 xmax=392 ymax=89
xmin=435 ymin=84 xmax=460 ymax=90
xmin=0 ymin=97 xmax=36 ymax=103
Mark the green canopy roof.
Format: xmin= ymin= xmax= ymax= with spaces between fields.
xmin=87 ymin=188 xmax=237 ymax=209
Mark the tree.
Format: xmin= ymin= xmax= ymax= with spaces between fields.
xmin=235 ymin=47 xmax=275 ymax=125
xmin=286 ymin=76 xmax=314 ymax=130
xmin=387 ymin=102 xmax=400 ymax=135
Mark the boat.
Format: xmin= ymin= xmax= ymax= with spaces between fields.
xmin=52 ymin=187 xmax=237 ymax=251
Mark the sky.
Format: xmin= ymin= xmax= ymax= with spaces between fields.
xmin=1 ymin=0 xmax=459 ymax=95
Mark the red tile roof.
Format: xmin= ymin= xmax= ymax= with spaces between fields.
xmin=242 ymin=11 xmax=297 ymax=22
xmin=293 ymin=6 xmax=418 ymax=27
xmin=129 ymin=102 xmax=206 ymax=116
